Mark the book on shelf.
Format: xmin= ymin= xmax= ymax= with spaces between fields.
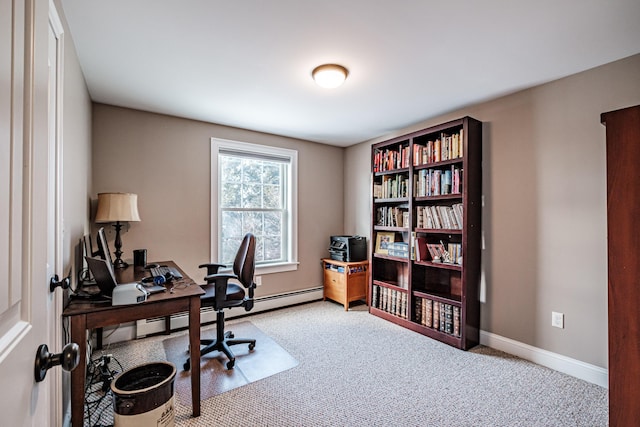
xmin=433 ymin=301 xmax=440 ymax=330
xmin=376 ymin=205 xmax=409 ymax=227
xmin=412 ymin=129 xmax=465 ymax=166
xmin=414 ymin=236 xmax=428 ymax=262
xmin=413 ymin=166 xmax=463 ymax=198
xmin=424 ymin=299 xmax=433 ymax=328
xmin=372 ymin=285 xmax=407 ymax=319
xmin=453 ymin=306 xmax=460 ymax=336
xmin=388 ymin=242 xmax=410 ymax=259
xmin=373 ymin=144 xmax=410 ymax=172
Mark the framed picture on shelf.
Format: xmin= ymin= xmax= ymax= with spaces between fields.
xmin=375 ymin=232 xmax=395 ymax=255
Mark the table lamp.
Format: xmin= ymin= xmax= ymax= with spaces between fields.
xmin=95 ymin=192 xmax=141 ymax=269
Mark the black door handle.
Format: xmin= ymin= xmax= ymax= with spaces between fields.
xmin=34 ymin=342 xmax=80 ymax=382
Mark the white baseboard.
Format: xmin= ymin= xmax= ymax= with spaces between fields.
xmin=480 ymin=330 xmax=608 ymax=388
xmin=98 ymin=287 xmax=323 ymax=346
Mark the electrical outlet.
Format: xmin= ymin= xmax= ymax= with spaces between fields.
xmin=254 ymin=276 xmax=262 ymax=286
xmin=552 ymin=311 xmax=564 ymax=329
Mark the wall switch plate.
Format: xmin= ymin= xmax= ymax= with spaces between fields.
xmin=255 ymin=276 xmax=262 ymax=286
xmin=552 ymin=311 xmax=564 ymax=329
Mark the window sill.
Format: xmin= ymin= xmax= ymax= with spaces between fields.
xmin=256 ymin=262 xmax=299 ymax=275
xmin=218 ymin=261 xmax=299 ymax=276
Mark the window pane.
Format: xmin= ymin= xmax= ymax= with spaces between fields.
xmin=242 ymin=159 xmax=262 ymax=183
xmin=262 ymin=164 xmax=281 ymax=185
xmin=221 ymin=211 xmax=242 ymax=237
xmin=221 ymin=157 xmax=242 ymax=182
xmin=221 ymin=183 xmax=241 ymax=207
xmin=263 ymin=236 xmax=282 ymax=261
xmin=263 ymin=184 xmax=281 ymax=209
xmin=242 ymin=184 xmax=263 ymax=208
xmin=243 ymin=211 xmax=263 ymax=235
xmin=221 ymin=236 xmax=242 ymax=264
xmin=264 ymin=212 xmax=281 ymax=236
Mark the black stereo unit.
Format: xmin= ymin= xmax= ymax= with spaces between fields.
xmin=329 ymin=235 xmax=367 ymax=262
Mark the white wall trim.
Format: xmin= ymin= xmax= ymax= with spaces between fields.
xmin=480 ymin=330 xmax=608 ymax=388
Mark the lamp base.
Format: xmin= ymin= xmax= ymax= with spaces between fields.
xmin=112 ymin=221 xmax=128 ymax=269
xmin=113 ymin=258 xmax=128 ymax=269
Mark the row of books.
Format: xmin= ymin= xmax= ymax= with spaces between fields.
xmin=413 ymin=130 xmax=464 ymax=166
xmin=371 ymin=285 xmax=407 ymax=319
xmin=415 ymin=237 xmax=462 ymax=264
xmin=413 ymin=166 xmax=463 ymax=197
xmin=376 ymin=206 xmax=409 ymax=228
xmin=373 ymin=144 xmax=410 ymax=172
xmin=373 ymin=174 xmax=409 ymax=199
xmin=414 ymin=297 xmax=461 ymax=337
xmin=416 ymin=203 xmax=463 ymax=230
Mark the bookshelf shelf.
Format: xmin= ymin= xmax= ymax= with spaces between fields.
xmin=369 ymin=116 xmax=482 ymax=350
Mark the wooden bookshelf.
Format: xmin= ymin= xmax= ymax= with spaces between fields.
xmin=369 ymin=117 xmax=482 ymax=350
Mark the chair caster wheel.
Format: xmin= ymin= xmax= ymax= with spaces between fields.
xmin=249 ymin=343 xmax=255 ymax=350
xmin=183 ymin=360 xmax=191 ymax=371
xmin=226 ymin=360 xmax=235 ymax=369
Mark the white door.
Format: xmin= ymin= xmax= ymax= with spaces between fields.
xmin=0 ymin=0 xmax=59 ymax=425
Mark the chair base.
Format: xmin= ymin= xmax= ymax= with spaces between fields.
xmin=184 ymin=310 xmax=256 ymax=371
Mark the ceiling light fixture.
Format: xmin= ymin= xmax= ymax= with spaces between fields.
xmin=312 ymin=64 xmax=348 ymax=89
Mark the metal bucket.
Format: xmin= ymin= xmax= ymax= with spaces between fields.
xmin=111 ymin=361 xmax=176 ymax=427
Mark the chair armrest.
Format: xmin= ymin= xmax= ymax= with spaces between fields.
xmin=204 ymin=273 xmax=237 ymax=282
xmin=199 ymin=263 xmax=227 ymax=278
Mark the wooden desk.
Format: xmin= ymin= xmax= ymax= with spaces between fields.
xmin=63 ymin=261 xmax=204 ymax=426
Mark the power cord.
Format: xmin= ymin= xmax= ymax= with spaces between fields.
xmin=84 ymin=353 xmax=123 ymax=427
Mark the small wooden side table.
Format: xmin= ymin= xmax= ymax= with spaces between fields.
xmin=322 ymin=258 xmax=369 ymax=310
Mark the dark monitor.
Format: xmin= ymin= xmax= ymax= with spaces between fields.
xmin=96 ymin=227 xmax=114 ymax=272
xmin=85 ymin=256 xmax=117 ymax=297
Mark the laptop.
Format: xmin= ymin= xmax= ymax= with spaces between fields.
xmin=85 ymin=256 xmax=165 ymax=297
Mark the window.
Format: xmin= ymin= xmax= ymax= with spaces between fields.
xmin=211 ymin=138 xmax=298 ymax=273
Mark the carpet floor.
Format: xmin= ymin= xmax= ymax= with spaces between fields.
xmin=90 ymin=300 xmax=608 ymax=427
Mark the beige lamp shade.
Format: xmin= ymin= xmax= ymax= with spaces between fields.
xmin=95 ymin=193 xmax=141 ymax=223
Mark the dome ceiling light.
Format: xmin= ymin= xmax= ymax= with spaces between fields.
xmin=312 ymin=64 xmax=349 ymax=89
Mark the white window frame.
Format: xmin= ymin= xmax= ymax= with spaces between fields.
xmin=211 ymin=137 xmax=298 ymax=274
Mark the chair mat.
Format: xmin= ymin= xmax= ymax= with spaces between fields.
xmin=162 ymin=321 xmax=298 ymax=405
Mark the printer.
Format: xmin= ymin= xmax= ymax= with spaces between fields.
xmin=329 ymin=235 xmax=367 ymax=262
xmin=112 ymin=283 xmax=149 ymax=306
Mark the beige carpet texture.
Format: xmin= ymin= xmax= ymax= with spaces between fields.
xmin=90 ymin=301 xmax=608 ymax=426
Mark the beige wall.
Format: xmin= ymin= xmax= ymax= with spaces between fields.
xmin=54 ymin=0 xmax=93 ymax=420
xmin=60 ymin=8 xmax=93 ymax=281
xmin=92 ymin=105 xmax=345 ymax=295
xmin=345 ymin=53 xmax=640 ymax=368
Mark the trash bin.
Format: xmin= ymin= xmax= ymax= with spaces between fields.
xmin=111 ymin=361 xmax=176 ymax=427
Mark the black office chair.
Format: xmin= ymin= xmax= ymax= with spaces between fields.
xmin=184 ymin=233 xmax=257 ymax=371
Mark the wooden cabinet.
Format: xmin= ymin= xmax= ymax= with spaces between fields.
xmin=322 ymin=259 xmax=369 ymax=310
xmin=601 ymin=105 xmax=640 ymax=427
xmin=369 ymin=116 xmax=482 ymax=350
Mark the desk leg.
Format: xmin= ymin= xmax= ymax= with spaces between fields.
xmin=70 ymin=314 xmax=87 ymax=427
xmin=189 ymin=295 xmax=201 ymax=417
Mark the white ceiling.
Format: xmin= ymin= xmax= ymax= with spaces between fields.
xmin=60 ymin=0 xmax=640 ymax=147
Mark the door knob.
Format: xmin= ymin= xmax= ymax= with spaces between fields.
xmin=50 ymin=270 xmax=71 ymax=292
xmin=34 ymin=342 xmax=80 ymax=382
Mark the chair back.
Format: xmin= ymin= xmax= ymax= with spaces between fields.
xmin=233 ymin=233 xmax=256 ymax=290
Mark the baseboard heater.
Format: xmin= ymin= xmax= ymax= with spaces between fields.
xmin=135 ymin=286 xmax=323 ymax=338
